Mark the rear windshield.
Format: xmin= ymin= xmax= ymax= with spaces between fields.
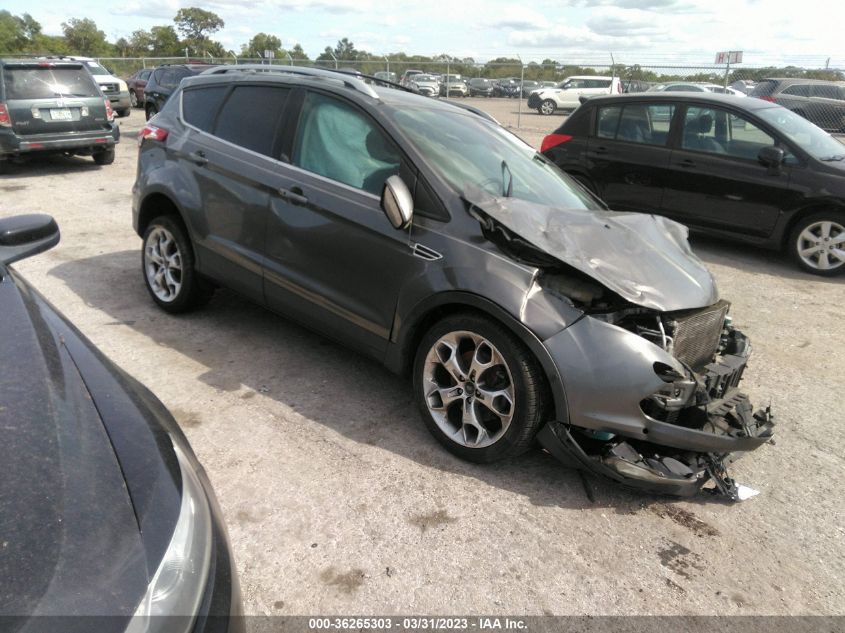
xmin=3 ymin=67 xmax=100 ymax=99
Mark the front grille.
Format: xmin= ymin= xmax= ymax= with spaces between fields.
xmin=669 ymin=300 xmax=730 ymax=370
xmin=101 ymin=83 xmax=119 ymax=94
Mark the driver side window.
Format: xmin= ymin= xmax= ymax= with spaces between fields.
xmin=292 ymin=92 xmax=400 ymax=196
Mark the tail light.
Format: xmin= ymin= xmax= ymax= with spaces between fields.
xmin=540 ymin=133 xmax=573 ymax=153
xmin=104 ymin=99 xmax=114 ymax=121
xmin=758 ymin=96 xmax=775 ymax=102
xmin=138 ymin=124 xmax=168 ymax=146
xmin=0 ymin=103 xmax=11 ymax=128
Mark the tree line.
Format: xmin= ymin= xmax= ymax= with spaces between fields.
xmin=1 ymin=8 xmax=842 ymax=84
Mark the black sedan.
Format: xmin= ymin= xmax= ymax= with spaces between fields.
xmin=0 ymin=214 xmax=243 ymax=631
xmin=542 ymin=92 xmax=845 ymax=275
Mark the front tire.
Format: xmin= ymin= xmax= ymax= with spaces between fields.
xmin=539 ymin=99 xmax=556 ymax=115
xmin=413 ymin=313 xmax=548 ymax=463
xmin=93 ymin=148 xmax=115 ymax=165
xmin=130 ymin=91 xmax=138 ymax=107
xmin=142 ymin=215 xmax=214 ymax=312
xmin=788 ymin=211 xmax=845 ymax=276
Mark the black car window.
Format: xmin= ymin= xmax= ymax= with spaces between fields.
xmin=2 ymin=67 xmax=100 ymax=99
xmin=292 ymin=92 xmax=401 ymax=196
xmin=811 ymin=84 xmax=841 ymax=100
xmin=781 ymin=84 xmax=810 ymax=97
xmin=681 ymin=106 xmax=776 ymax=160
xmin=213 ymin=85 xmax=290 ymax=157
xmin=182 ymin=85 xmax=229 ymax=133
xmin=596 ymin=106 xmax=622 ymax=139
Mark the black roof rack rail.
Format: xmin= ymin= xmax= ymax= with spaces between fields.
xmin=201 ymin=64 xmax=380 ymax=99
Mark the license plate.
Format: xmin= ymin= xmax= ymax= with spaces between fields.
xmin=50 ymin=108 xmax=72 ymax=121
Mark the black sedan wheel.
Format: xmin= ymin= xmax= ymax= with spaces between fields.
xmin=413 ymin=313 xmax=548 ymax=463
xmin=789 ymin=211 xmax=845 ymax=276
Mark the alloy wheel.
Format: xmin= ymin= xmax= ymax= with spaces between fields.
xmin=144 ymin=226 xmax=183 ymax=302
xmin=796 ymin=220 xmax=845 ymax=272
xmin=422 ymin=331 xmax=515 ymax=449
xmin=540 ymin=100 xmax=555 ymax=115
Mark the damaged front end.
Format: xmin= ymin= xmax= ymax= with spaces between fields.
xmin=464 ymin=188 xmax=775 ymax=500
xmin=537 ymin=302 xmax=775 ymax=500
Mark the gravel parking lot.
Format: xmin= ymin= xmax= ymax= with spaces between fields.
xmin=3 ymin=97 xmax=844 ymax=617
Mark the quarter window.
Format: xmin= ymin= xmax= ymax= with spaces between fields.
xmin=213 ymin=85 xmax=290 ymax=157
xmin=182 ymin=86 xmax=228 ymax=133
xmin=292 ymin=92 xmax=401 ymax=196
xmin=681 ymin=106 xmax=777 ymax=160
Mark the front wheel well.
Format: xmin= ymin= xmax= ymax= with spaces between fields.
xmin=137 ymin=193 xmax=185 ymax=238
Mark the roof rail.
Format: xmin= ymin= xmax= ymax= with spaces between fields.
xmin=200 ymin=64 xmax=379 ymax=99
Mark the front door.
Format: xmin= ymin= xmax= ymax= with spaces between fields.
xmin=661 ymin=104 xmax=796 ymax=237
xmin=263 ymin=90 xmax=420 ymax=358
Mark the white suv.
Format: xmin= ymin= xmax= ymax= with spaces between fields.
xmin=529 ymin=76 xmax=622 ymax=115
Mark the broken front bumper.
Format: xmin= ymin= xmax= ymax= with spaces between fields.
xmin=538 ymin=315 xmax=774 ymax=498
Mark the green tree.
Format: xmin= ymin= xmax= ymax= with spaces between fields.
xmin=174 ymin=7 xmax=224 ymax=42
xmin=150 ymin=25 xmax=181 ymax=56
xmin=289 ymin=43 xmax=309 ymax=61
xmin=0 ymin=10 xmax=42 ymax=52
xmin=333 ymin=37 xmax=356 ymax=61
xmin=241 ymin=32 xmax=282 ymax=58
xmin=61 ymin=17 xmax=111 ymax=55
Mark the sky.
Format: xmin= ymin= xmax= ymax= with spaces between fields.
xmin=5 ymin=0 xmax=844 ymax=67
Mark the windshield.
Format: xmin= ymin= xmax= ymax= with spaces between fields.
xmin=390 ymin=106 xmax=601 ymax=209
xmin=757 ymin=106 xmax=845 ymax=161
xmin=85 ymin=62 xmax=110 ymax=76
xmin=415 ymin=75 xmax=436 ymax=82
xmin=3 ymin=67 xmax=101 ymax=99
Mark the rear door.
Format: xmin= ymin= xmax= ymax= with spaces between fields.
xmin=2 ymin=63 xmax=106 ymax=136
xmin=660 ymin=104 xmax=798 ymax=237
xmin=177 ymin=82 xmax=291 ymax=301
xmin=585 ymin=101 xmax=675 ymax=212
xmin=263 ymin=89 xmax=422 ymax=358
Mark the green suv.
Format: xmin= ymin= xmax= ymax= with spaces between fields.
xmin=0 ymin=59 xmax=120 ymax=172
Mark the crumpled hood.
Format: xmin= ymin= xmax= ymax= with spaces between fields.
xmin=465 ymin=188 xmax=719 ymax=312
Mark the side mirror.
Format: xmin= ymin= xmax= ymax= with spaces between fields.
xmin=381 ymin=175 xmax=414 ymax=230
xmin=758 ymin=146 xmax=785 ymax=169
xmin=0 ymin=214 xmax=60 ymax=265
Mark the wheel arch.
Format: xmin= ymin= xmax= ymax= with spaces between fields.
xmin=778 ymin=201 xmax=845 ymax=250
xmin=386 ymin=291 xmax=569 ymax=423
xmin=136 ymin=191 xmax=189 ymax=239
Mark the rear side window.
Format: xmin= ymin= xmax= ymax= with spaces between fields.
xmin=182 ymin=85 xmax=228 ymax=132
xmin=596 ymin=104 xmax=674 ymax=146
xmin=782 ymin=84 xmax=810 ymax=97
xmin=596 ymin=106 xmax=622 ymax=138
xmin=3 ymin=67 xmax=100 ymax=99
xmin=585 ymin=79 xmax=611 ymax=89
xmin=213 ymin=85 xmax=289 ymax=157
xmin=812 ymin=84 xmax=842 ymax=100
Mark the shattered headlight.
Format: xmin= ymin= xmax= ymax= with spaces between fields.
xmin=125 ymin=442 xmax=212 ymax=633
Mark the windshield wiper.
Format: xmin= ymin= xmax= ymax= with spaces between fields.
xmin=819 ymin=154 xmax=845 ymax=162
xmin=501 ymin=160 xmax=513 ymax=197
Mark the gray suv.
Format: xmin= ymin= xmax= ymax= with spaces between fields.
xmin=133 ymin=65 xmax=774 ymax=500
xmin=0 ymin=59 xmax=119 ymax=171
xmin=752 ymin=77 xmax=845 ymax=132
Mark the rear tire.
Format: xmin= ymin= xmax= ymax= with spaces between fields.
xmin=130 ymin=91 xmax=138 ymax=107
xmin=413 ymin=312 xmax=549 ymax=463
xmin=93 ymin=148 xmax=115 ymax=165
xmin=116 ymin=108 xmax=130 ymax=118
xmin=142 ymin=215 xmax=214 ymax=313
xmin=540 ymin=99 xmax=556 ymax=115
xmin=145 ymin=104 xmax=157 ymax=121
xmin=788 ymin=210 xmax=845 ymax=276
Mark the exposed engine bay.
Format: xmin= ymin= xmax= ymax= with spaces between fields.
xmin=467 ymin=193 xmax=775 ymax=500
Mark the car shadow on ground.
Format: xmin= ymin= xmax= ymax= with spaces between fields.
xmin=691 ymin=234 xmax=845 ymax=284
xmin=48 ymin=249 xmax=737 ymax=514
xmin=0 ymin=154 xmax=106 ymax=179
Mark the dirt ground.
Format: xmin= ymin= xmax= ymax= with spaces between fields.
xmin=3 ymin=97 xmax=844 ymax=617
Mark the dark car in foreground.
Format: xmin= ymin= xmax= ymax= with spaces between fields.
xmin=144 ymin=64 xmax=214 ymax=120
xmin=133 ymin=65 xmax=774 ymax=500
xmin=752 ymin=77 xmax=845 ymax=132
xmin=0 ymin=214 xmax=242 ymax=631
xmin=0 ymin=59 xmax=119 ymax=171
xmin=542 ymin=92 xmax=845 ymax=275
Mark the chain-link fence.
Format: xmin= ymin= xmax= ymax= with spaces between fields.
xmin=94 ymin=56 xmax=845 ymax=133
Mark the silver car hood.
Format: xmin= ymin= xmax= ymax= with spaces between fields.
xmin=466 ymin=188 xmax=719 ymax=312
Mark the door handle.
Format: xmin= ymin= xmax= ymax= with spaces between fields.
xmin=278 ymin=186 xmax=308 ymax=206
xmin=189 ymin=150 xmax=208 ymax=166
xmin=594 ymin=146 xmax=608 ymax=154
xmin=678 ymin=158 xmax=696 ymax=168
